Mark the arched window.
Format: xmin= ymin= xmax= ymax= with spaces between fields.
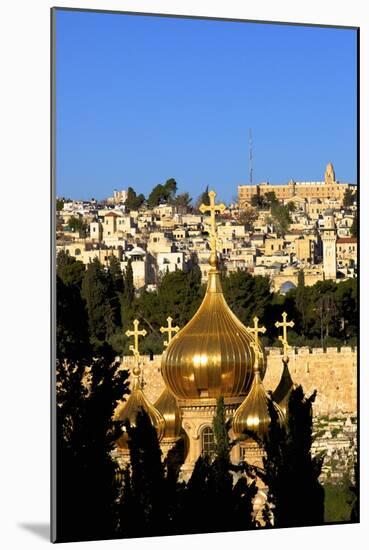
xmin=202 ymin=426 xmax=215 ymax=457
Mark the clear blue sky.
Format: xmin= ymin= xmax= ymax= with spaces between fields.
xmin=55 ymin=9 xmax=357 ymax=203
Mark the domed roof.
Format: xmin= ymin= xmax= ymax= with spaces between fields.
xmin=161 ymin=189 xmax=265 ymax=403
xmin=161 ymin=267 xmax=264 ymax=401
xmin=126 ymin=246 xmax=146 ymax=257
xmin=233 ymin=363 xmax=285 ymax=441
xmin=154 ymin=387 xmax=182 ymax=441
xmin=114 ymin=365 xmax=165 ymax=449
xmin=272 ymin=357 xmax=296 ymax=416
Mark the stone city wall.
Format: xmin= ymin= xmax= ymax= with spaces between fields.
xmin=120 ymin=346 xmax=357 ymax=415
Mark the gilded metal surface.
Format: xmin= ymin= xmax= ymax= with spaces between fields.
xmin=115 ymin=371 xmax=165 ymax=449
xmin=125 ymin=318 xmax=147 ymax=358
xmin=155 ymin=387 xmax=182 ymax=441
xmin=160 ymin=316 xmax=180 ymax=348
xmin=233 ymin=368 xmax=285 ymax=441
xmin=275 ymin=311 xmax=295 ymax=358
xmin=161 ymin=268 xmax=264 ymax=400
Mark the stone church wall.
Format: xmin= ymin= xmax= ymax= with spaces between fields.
xmin=120 ymin=346 xmax=357 ymax=415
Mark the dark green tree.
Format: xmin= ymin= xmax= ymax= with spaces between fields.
xmin=251 ymin=194 xmax=263 ymax=208
xmin=181 ymin=397 xmax=257 ymax=534
xmin=270 ymin=202 xmax=292 ymax=237
xmin=56 ymin=198 xmax=64 ymax=211
xmin=81 ymin=258 xmax=120 ymax=344
xmin=108 ymin=255 xmax=124 ymax=294
xmin=157 ymin=267 xmax=204 ymax=328
xmin=343 ymin=188 xmax=355 ymax=208
xmin=119 ymin=410 xmax=167 ymax=537
xmin=351 ymin=211 xmax=357 ymax=238
xmin=125 ymin=187 xmax=145 ymax=210
xmin=120 ymin=259 xmax=135 ymax=329
xmin=164 ymin=178 xmax=178 ymax=202
xmin=197 ymin=185 xmax=210 ymax=207
xmin=264 ymin=191 xmax=278 ymax=206
xmin=147 ymin=184 xmax=166 ymax=207
xmin=260 ymin=385 xmax=325 ymax=528
xmin=147 ymin=179 xmax=178 ymax=207
xmin=222 ymin=270 xmax=272 ymax=328
xmin=174 ymin=192 xmax=192 ymax=209
xmin=295 ymin=269 xmax=308 ymax=336
xmin=67 ymin=215 xmax=87 ymax=237
xmin=56 ymin=275 xmax=91 ymax=363
xmin=56 ymin=346 xmax=129 ymax=541
xmin=57 ymin=250 xmax=86 ymax=288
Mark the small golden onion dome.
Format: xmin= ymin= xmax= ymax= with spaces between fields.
xmin=154 ymin=387 xmax=182 ymax=441
xmin=233 ymin=366 xmax=285 ymax=441
xmin=161 ymin=268 xmax=264 ymax=401
xmin=272 ymin=356 xmax=296 ymax=416
xmin=115 ymin=367 xmax=165 ymax=449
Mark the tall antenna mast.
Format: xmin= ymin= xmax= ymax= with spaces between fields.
xmin=249 ymin=128 xmax=253 ymax=185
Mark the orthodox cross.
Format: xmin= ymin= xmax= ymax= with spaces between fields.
xmin=160 ymin=316 xmax=180 ymax=347
xmin=275 ymin=312 xmax=295 ymax=357
xmin=199 ymin=190 xmax=226 ymax=266
xmin=247 ymin=316 xmax=266 ymax=368
xmin=125 ymin=319 xmax=147 ymax=359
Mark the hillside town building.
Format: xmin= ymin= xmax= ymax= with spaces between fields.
xmin=237 ymin=163 xmax=356 ymax=208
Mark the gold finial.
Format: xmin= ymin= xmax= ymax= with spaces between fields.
xmin=125 ymin=319 xmax=147 ymax=359
xmin=275 ymin=312 xmax=294 ymax=359
xmin=160 ymin=316 xmax=180 ymax=347
xmin=199 ymin=189 xmax=226 ymax=268
xmin=247 ymin=316 xmax=266 ymax=370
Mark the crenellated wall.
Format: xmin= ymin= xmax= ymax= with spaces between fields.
xmin=120 ymin=346 xmax=357 ymax=416
xmin=262 ymin=346 xmax=357 ymax=415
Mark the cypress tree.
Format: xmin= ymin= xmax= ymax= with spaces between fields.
xmin=261 ymin=385 xmax=325 ymax=528
xmin=56 ymin=345 xmax=129 ymax=541
xmin=81 ymin=257 xmax=121 ymax=344
xmin=108 ymin=254 xmax=124 ymax=294
xmin=119 ymin=410 xmax=167 ymax=537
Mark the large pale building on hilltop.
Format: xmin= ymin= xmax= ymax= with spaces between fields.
xmin=238 ymin=163 xmax=356 ymax=208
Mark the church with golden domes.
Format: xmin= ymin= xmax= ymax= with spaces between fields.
xmin=113 ymin=190 xmax=296 ymax=479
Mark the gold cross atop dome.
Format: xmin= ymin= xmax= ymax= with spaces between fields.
xmin=247 ymin=316 xmax=266 ymax=370
xmin=125 ymin=319 xmax=147 ymax=359
xmin=160 ymin=316 xmax=180 ymax=347
xmin=199 ymin=189 xmax=226 ymax=268
xmin=275 ymin=312 xmax=295 ymax=358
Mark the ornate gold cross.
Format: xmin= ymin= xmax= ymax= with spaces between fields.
xmin=125 ymin=319 xmax=147 ymax=358
xmin=275 ymin=312 xmax=295 ymax=356
xmin=247 ymin=316 xmax=266 ymax=368
xmin=199 ymin=189 xmax=226 ymax=267
xmin=160 ymin=316 xmax=180 ymax=347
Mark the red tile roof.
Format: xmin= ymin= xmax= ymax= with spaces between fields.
xmin=337 ymin=237 xmax=357 ymax=244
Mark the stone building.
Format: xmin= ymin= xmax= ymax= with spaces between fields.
xmin=321 ymin=210 xmax=337 ymax=280
xmin=238 ymin=163 xmax=356 ymax=208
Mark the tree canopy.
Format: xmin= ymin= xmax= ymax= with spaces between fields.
xmin=125 ymin=186 xmax=145 ymax=210
xmin=147 ymin=179 xmax=178 ymax=207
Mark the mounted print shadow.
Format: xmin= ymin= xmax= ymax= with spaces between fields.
xmin=51 ymin=6 xmax=359 ymax=543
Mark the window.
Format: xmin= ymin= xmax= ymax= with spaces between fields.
xmin=202 ymin=426 xmax=215 ymax=457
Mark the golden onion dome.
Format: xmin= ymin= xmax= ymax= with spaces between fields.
xmin=154 ymin=387 xmax=182 ymax=441
xmin=115 ymin=365 xmax=165 ymax=449
xmin=161 ymin=267 xmax=264 ymax=401
xmin=272 ymin=356 xmax=296 ymax=416
xmin=233 ymin=364 xmax=285 ymax=441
